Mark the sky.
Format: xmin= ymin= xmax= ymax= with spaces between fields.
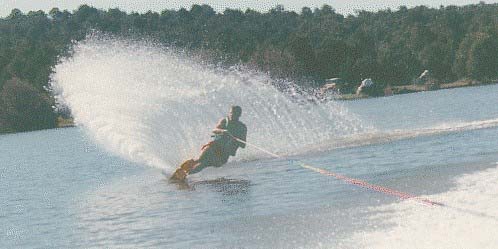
xmin=1 ymin=0 xmax=496 ymax=17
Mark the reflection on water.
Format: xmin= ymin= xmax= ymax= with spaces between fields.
xmin=192 ymin=178 xmax=252 ymax=206
xmin=166 ymin=171 xmax=252 ymax=196
xmin=190 ymin=178 xmax=251 ymax=196
xmin=168 ymin=177 xmax=253 ymax=205
xmin=197 ymin=178 xmax=251 ymax=194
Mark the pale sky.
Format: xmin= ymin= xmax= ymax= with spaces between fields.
xmin=1 ymin=0 xmax=495 ymax=17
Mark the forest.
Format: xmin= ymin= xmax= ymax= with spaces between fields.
xmin=0 ymin=3 xmax=497 ymax=133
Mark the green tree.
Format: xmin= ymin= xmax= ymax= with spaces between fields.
xmin=8 ymin=9 xmax=24 ymax=19
xmin=467 ymin=32 xmax=498 ymax=80
xmin=0 ymin=77 xmax=56 ymax=132
xmin=288 ymin=35 xmax=316 ymax=75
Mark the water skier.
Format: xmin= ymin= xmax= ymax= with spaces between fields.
xmin=170 ymin=105 xmax=247 ymax=181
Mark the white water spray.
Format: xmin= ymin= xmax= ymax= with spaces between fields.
xmin=50 ymin=36 xmax=369 ymax=170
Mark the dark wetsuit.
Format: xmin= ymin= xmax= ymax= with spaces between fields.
xmin=189 ymin=117 xmax=247 ymax=174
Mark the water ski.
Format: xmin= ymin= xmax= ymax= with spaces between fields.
xmin=169 ymin=159 xmax=196 ymax=182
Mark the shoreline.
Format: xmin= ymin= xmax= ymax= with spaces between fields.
xmin=57 ymin=117 xmax=75 ymax=128
xmin=337 ymin=79 xmax=497 ymax=100
xmin=1 ymin=81 xmax=496 ymax=135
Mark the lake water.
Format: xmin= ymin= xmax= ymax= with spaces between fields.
xmin=2 ymin=84 xmax=498 ymax=248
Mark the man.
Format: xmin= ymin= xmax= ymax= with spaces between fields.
xmin=170 ymin=105 xmax=247 ymax=181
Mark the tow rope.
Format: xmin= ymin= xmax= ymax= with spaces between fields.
xmin=230 ymin=134 xmax=444 ymax=207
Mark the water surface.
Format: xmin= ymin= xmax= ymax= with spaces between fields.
xmin=2 ymin=84 xmax=498 ymax=248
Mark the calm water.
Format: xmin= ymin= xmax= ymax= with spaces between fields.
xmin=2 ymin=84 xmax=498 ymax=248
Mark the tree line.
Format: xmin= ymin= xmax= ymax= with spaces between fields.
xmin=1 ymin=3 xmax=497 ymax=133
